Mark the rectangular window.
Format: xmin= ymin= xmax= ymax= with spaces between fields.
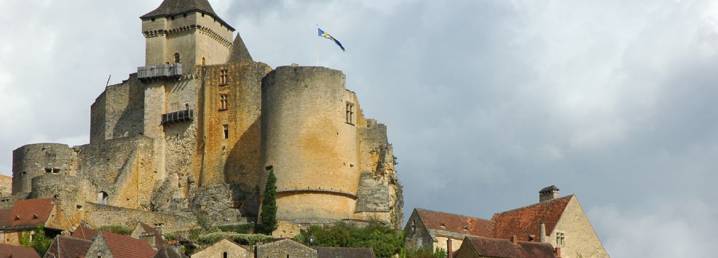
xmin=556 ymin=232 xmax=565 ymax=247
xmin=345 ymin=102 xmax=355 ymax=125
xmin=219 ymin=69 xmax=229 ymax=85
xmin=223 ymin=124 xmax=229 ymax=139
xmin=219 ymin=94 xmax=229 ymax=111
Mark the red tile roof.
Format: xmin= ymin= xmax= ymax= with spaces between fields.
xmin=45 ymin=236 xmax=93 ymax=258
xmin=491 ymin=195 xmax=573 ymax=241
xmin=0 ymin=209 xmax=10 ymax=228
xmin=101 ymin=232 xmax=156 ymax=258
xmin=71 ymin=223 xmax=98 ymax=241
xmin=415 ymin=208 xmax=494 ymax=237
xmin=0 ymin=199 xmax=55 ymax=230
xmin=0 ymin=243 xmax=41 ymax=258
xmin=462 ymin=236 xmax=556 ymax=258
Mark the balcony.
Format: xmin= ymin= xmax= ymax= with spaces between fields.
xmin=161 ymin=109 xmax=194 ymax=125
xmin=138 ymin=64 xmax=183 ymax=80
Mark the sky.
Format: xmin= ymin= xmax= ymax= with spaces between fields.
xmin=1 ymin=0 xmax=717 ymax=257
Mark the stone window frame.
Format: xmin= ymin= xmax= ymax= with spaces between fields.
xmin=555 ymin=231 xmax=566 ymax=247
xmin=223 ymin=124 xmax=229 ymax=139
xmin=219 ymin=94 xmax=229 ymax=111
xmin=219 ymin=69 xmax=229 ymax=86
xmin=345 ymin=102 xmax=355 ymax=125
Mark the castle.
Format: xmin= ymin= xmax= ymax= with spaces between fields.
xmin=3 ymin=0 xmax=402 ymax=233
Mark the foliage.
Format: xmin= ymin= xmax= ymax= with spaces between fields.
xmin=97 ymin=225 xmax=132 ymax=235
xmin=218 ymin=223 xmax=254 ymax=234
xmin=400 ymin=247 xmax=446 ymax=258
xmin=197 ymin=232 xmax=273 ymax=246
xmin=19 ymin=226 xmax=52 ymax=255
xmin=296 ymin=222 xmax=404 ymax=258
xmin=257 ymin=169 xmax=278 ymax=235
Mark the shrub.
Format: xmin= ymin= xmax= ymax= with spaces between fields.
xmin=257 ymin=170 xmax=277 ymax=235
xmin=297 ymin=222 xmax=404 ymax=258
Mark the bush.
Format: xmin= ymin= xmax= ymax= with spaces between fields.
xmin=401 ymin=247 xmax=446 ymax=258
xmin=197 ymin=232 xmax=273 ymax=246
xmin=297 ymin=222 xmax=404 ymax=258
xmin=218 ymin=224 xmax=254 ymax=234
xmin=19 ymin=226 xmax=52 ymax=255
xmin=257 ymin=170 xmax=278 ymax=235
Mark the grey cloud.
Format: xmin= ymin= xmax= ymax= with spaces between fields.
xmin=2 ymin=0 xmax=717 ymax=257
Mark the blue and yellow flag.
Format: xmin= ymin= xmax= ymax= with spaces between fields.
xmin=318 ymin=28 xmax=346 ymax=52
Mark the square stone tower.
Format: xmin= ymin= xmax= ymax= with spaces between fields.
xmin=140 ymin=0 xmax=235 ymax=69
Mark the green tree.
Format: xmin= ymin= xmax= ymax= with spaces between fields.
xmin=20 ymin=226 xmax=52 ymax=255
xmin=297 ymin=222 xmax=404 ymax=258
xmin=258 ymin=169 xmax=278 ymax=235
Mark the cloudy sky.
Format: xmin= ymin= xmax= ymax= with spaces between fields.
xmin=1 ymin=0 xmax=718 ymax=256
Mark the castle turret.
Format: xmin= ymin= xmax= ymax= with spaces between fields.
xmin=140 ymin=0 xmax=234 ymax=70
xmin=262 ymin=66 xmax=361 ymax=222
xmin=12 ymin=143 xmax=78 ymax=194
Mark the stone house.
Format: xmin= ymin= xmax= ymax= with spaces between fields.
xmin=70 ymin=223 xmax=98 ymax=240
xmin=84 ymin=231 xmax=156 ymax=258
xmin=453 ymin=236 xmax=556 ymax=258
xmin=315 ymin=247 xmax=376 ymax=258
xmin=0 ymin=199 xmax=63 ymax=245
xmin=404 ymin=208 xmax=494 ymax=253
xmin=0 ymin=243 xmax=40 ymax=258
xmin=131 ymin=223 xmax=166 ymax=250
xmin=256 ymin=239 xmax=318 ymax=258
xmin=44 ymin=235 xmax=93 ymax=258
xmin=190 ymin=239 xmax=251 ymax=258
xmin=405 ymin=186 xmax=609 ymax=258
xmin=154 ymin=247 xmax=187 ymax=258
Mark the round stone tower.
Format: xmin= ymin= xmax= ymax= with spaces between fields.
xmin=12 ymin=143 xmax=78 ymax=194
xmin=261 ymin=66 xmax=360 ymax=222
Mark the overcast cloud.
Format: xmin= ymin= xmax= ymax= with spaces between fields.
xmin=1 ymin=0 xmax=717 ymax=257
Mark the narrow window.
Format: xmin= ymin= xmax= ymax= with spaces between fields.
xmin=174 ymin=53 xmax=181 ymax=64
xmin=202 ymin=57 xmax=206 ymax=66
xmin=556 ymin=232 xmax=565 ymax=247
xmin=223 ymin=252 xmax=228 ymax=258
xmin=219 ymin=69 xmax=229 ymax=85
xmin=219 ymin=94 xmax=229 ymax=110
xmin=223 ymin=124 xmax=229 ymax=139
xmin=345 ymin=102 xmax=355 ymax=125
xmin=410 ymin=220 xmax=416 ymax=233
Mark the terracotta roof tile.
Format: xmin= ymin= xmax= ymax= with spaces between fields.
xmin=463 ymin=236 xmax=555 ymax=258
xmin=0 ymin=209 xmax=10 ymax=228
xmin=71 ymin=223 xmax=98 ymax=241
xmin=45 ymin=236 xmax=93 ymax=258
xmin=3 ymin=199 xmax=54 ymax=230
xmin=0 ymin=243 xmax=41 ymax=258
xmin=491 ymin=195 xmax=573 ymax=241
xmin=101 ymin=232 xmax=156 ymax=258
xmin=316 ymin=247 xmax=376 ymax=258
xmin=416 ymin=208 xmax=494 ymax=237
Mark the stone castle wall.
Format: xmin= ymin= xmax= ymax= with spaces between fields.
xmin=261 ymin=66 xmax=361 ymax=222
xmin=12 ymin=143 xmax=79 ymax=194
xmin=90 ymin=75 xmax=145 ymax=144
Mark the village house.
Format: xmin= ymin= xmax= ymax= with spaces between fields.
xmin=0 ymin=199 xmax=63 ymax=245
xmin=315 ymin=247 xmax=376 ymax=258
xmin=0 ymin=243 xmax=40 ymax=258
xmin=131 ymin=223 xmax=167 ymax=250
xmin=453 ymin=236 xmax=556 ymax=258
xmin=256 ymin=239 xmax=318 ymax=258
xmin=84 ymin=231 xmax=156 ymax=258
xmin=44 ymin=235 xmax=93 ymax=258
xmin=190 ymin=239 xmax=252 ymax=258
xmin=404 ymin=186 xmax=610 ymax=258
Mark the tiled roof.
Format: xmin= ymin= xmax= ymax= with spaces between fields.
xmin=316 ymin=247 xmax=376 ymax=258
xmin=0 ymin=243 xmax=41 ymax=258
xmin=491 ymin=195 xmax=573 ymax=241
xmin=45 ymin=236 xmax=93 ymax=258
xmin=415 ymin=208 xmax=494 ymax=237
xmin=71 ymin=223 xmax=98 ymax=241
xmin=141 ymin=0 xmax=234 ymax=30
xmin=463 ymin=236 xmax=555 ymax=258
xmin=138 ymin=222 xmax=167 ymax=248
xmin=101 ymin=232 xmax=157 ymax=258
xmin=0 ymin=209 xmax=10 ymax=228
xmin=0 ymin=198 xmax=55 ymax=230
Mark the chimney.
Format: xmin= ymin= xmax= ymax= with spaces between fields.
xmin=447 ymin=238 xmax=453 ymax=258
xmin=539 ymin=185 xmax=560 ymax=202
xmin=554 ymin=247 xmax=562 ymax=258
xmin=511 ymin=235 xmax=518 ymax=244
xmin=539 ymin=223 xmax=547 ymax=243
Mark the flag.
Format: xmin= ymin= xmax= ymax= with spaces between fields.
xmin=318 ymin=28 xmax=346 ymax=52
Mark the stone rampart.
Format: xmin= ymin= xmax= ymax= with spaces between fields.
xmin=12 ymin=143 xmax=79 ymax=194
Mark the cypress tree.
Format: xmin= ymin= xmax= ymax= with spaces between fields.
xmin=259 ymin=169 xmax=278 ymax=234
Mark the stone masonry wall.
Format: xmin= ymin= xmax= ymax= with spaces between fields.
xmin=12 ymin=143 xmax=79 ymax=194
xmin=552 ymin=197 xmax=610 ymax=258
xmin=90 ymin=75 xmax=145 ymax=144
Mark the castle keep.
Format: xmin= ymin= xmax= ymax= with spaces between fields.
xmin=5 ymin=0 xmax=402 ymax=232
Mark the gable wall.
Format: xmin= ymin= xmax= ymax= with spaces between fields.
xmin=552 ymin=197 xmax=610 ymax=258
